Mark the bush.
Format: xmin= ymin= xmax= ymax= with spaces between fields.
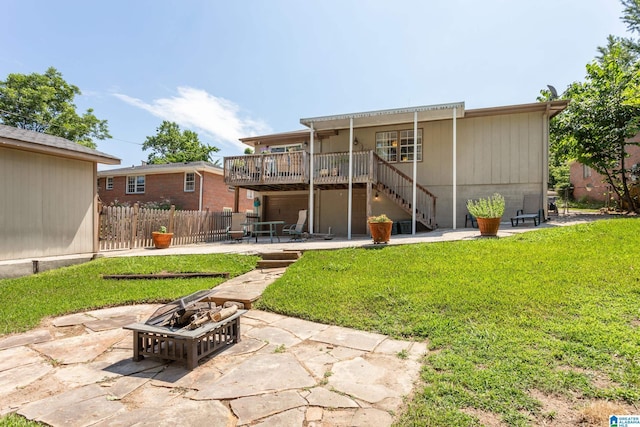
xmin=466 ymin=193 xmax=505 ymax=218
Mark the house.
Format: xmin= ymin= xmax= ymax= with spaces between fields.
xmin=0 ymin=124 xmax=120 ymax=267
xmin=224 ymin=101 xmax=569 ymax=237
xmin=570 ymin=143 xmax=640 ymax=205
xmin=97 ymin=161 xmax=255 ymax=213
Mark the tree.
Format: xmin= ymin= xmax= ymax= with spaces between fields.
xmin=143 ymin=121 xmax=219 ymax=164
xmin=551 ymin=38 xmax=640 ymax=212
xmin=0 ymin=67 xmax=110 ymax=148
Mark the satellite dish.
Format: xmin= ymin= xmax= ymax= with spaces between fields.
xmin=547 ymin=85 xmax=558 ymax=100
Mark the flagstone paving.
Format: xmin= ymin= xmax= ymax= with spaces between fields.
xmin=0 ymin=272 xmax=427 ymax=426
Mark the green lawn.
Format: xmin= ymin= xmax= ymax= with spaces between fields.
xmin=1 ymin=219 xmax=639 ymax=426
xmin=0 ymin=254 xmax=258 ymax=335
xmin=257 ymin=218 xmax=640 ymax=426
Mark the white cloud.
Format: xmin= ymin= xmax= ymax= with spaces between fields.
xmin=113 ymin=87 xmax=271 ymax=151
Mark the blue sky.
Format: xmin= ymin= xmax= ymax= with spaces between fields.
xmin=1 ymin=1 xmax=629 ymax=170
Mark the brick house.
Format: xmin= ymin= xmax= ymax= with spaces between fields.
xmin=570 ymin=141 xmax=640 ymax=204
xmin=97 ymin=161 xmax=255 ymax=213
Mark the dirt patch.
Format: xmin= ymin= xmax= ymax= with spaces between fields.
xmin=460 ymin=407 xmax=506 ymax=426
xmin=530 ymin=389 xmax=639 ymax=426
xmin=556 ymin=365 xmax=616 ymax=389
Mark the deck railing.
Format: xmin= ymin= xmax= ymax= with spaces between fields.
xmin=374 ymin=153 xmax=436 ymax=228
xmin=224 ymin=152 xmax=308 ymax=186
xmin=225 ymin=151 xmax=373 ymax=186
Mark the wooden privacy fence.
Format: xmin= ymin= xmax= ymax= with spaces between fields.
xmin=99 ymin=204 xmax=258 ymax=251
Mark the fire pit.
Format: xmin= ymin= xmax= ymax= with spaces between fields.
xmin=123 ymin=290 xmax=246 ymax=370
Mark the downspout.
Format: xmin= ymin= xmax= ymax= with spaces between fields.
xmin=309 ymin=123 xmax=315 ymax=234
xmin=543 ymin=103 xmax=550 ymax=217
xmin=193 ymin=169 xmax=203 ymax=211
xmin=348 ymin=117 xmax=353 ymax=240
xmin=412 ymin=110 xmax=417 ymax=234
xmin=452 ymin=106 xmax=457 ymax=229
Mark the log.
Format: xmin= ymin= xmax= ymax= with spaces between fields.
xmin=103 ymin=272 xmax=229 ymax=280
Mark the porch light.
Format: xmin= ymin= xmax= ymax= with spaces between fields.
xmin=374 ymin=192 xmax=379 ymax=199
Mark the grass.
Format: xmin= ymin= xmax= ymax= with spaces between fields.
xmin=1 ymin=219 xmax=639 ymax=425
xmin=0 ymin=254 xmax=258 ymax=335
xmin=256 ymin=218 xmax=640 ymax=426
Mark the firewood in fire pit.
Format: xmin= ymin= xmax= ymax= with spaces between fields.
xmin=187 ymin=305 xmax=238 ymax=330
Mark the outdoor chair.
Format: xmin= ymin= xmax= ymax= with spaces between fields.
xmin=510 ymin=194 xmax=544 ymax=226
xmin=226 ymin=212 xmax=249 ymax=242
xmin=283 ymin=209 xmax=307 ymax=241
xmin=465 ymin=212 xmax=478 ymax=228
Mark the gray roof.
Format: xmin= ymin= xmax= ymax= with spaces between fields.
xmin=97 ymin=161 xmax=222 ymax=177
xmin=0 ymin=124 xmax=120 ymax=164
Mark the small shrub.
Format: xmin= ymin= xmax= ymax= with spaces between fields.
xmin=368 ymin=214 xmax=392 ymax=223
xmin=466 ymin=193 xmax=505 ymax=218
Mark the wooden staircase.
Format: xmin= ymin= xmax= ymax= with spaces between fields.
xmin=257 ymin=251 xmax=302 ymax=269
xmin=374 ymin=153 xmax=437 ymax=230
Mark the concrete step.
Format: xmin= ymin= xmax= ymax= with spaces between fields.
xmin=259 ymin=251 xmax=301 ymax=261
xmin=257 ymin=259 xmax=297 ymax=269
xmin=256 ymin=251 xmax=301 ymax=269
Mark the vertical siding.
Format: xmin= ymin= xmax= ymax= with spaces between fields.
xmin=0 ymin=147 xmax=95 ymax=261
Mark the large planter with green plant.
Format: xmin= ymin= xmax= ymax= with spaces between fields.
xmin=466 ymin=193 xmax=505 ymax=237
xmin=368 ymin=214 xmax=393 ymax=244
xmin=152 ymin=226 xmax=173 ymax=249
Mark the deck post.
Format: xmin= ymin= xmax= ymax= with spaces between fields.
xmin=348 ymin=118 xmax=353 ymax=240
xmin=309 ymin=123 xmax=314 ymax=234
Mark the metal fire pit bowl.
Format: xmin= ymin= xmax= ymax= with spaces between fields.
xmin=123 ymin=290 xmax=246 ymax=370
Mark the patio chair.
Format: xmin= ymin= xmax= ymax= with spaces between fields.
xmin=226 ymin=212 xmax=249 ymax=243
xmin=510 ymin=194 xmax=544 ymax=226
xmin=283 ymin=209 xmax=307 ymax=241
xmin=465 ymin=212 xmax=478 ymax=228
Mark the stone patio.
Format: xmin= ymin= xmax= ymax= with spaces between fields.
xmin=0 ymin=303 xmax=426 ymax=426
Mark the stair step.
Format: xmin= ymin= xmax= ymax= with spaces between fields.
xmin=257 ymin=259 xmax=298 ymax=269
xmin=260 ymin=251 xmax=301 ymax=261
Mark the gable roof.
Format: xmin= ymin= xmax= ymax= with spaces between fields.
xmin=0 ymin=124 xmax=120 ymax=164
xmin=97 ymin=161 xmax=223 ymax=177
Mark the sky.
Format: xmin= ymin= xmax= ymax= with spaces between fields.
xmin=0 ymin=1 xmax=630 ymax=170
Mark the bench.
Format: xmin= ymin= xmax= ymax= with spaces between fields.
xmin=510 ymin=213 xmax=541 ymax=227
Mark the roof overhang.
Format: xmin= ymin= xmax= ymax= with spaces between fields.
xmin=300 ymin=102 xmax=466 ymax=131
xmin=465 ymin=100 xmax=569 ymax=119
xmin=0 ymin=125 xmax=120 ymax=165
xmin=97 ymin=161 xmax=222 ymax=177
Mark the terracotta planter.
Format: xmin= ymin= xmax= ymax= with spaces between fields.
xmin=368 ymin=221 xmax=393 ymax=244
xmin=152 ymin=232 xmax=173 ymax=249
xmin=476 ymin=217 xmax=501 ymax=237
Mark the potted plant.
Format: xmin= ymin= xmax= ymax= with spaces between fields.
xmin=152 ymin=225 xmax=173 ymax=249
xmin=466 ymin=193 xmax=505 ymax=237
xmin=368 ymin=214 xmax=394 ymax=244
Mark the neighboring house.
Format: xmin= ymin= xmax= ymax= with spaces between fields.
xmin=0 ymin=124 xmax=120 ymax=263
xmin=570 ymin=143 xmax=640 ymax=204
xmin=224 ymin=101 xmax=568 ymax=237
xmin=97 ymin=161 xmax=255 ymax=213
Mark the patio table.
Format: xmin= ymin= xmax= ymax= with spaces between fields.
xmin=242 ymin=220 xmax=285 ymax=243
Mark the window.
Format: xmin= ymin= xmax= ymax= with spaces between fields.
xmin=267 ymin=143 xmax=303 ymax=153
xmin=399 ymin=129 xmax=422 ymax=162
xmin=247 ymin=189 xmax=254 ymax=199
xmin=184 ymin=172 xmax=195 ymax=192
xmin=106 ymin=177 xmax=113 ymax=190
xmin=376 ymin=131 xmax=398 ymax=162
xmin=126 ymin=175 xmax=145 ymax=194
xmin=376 ymin=129 xmax=423 ymax=163
xmin=583 ymin=165 xmax=592 ymax=179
